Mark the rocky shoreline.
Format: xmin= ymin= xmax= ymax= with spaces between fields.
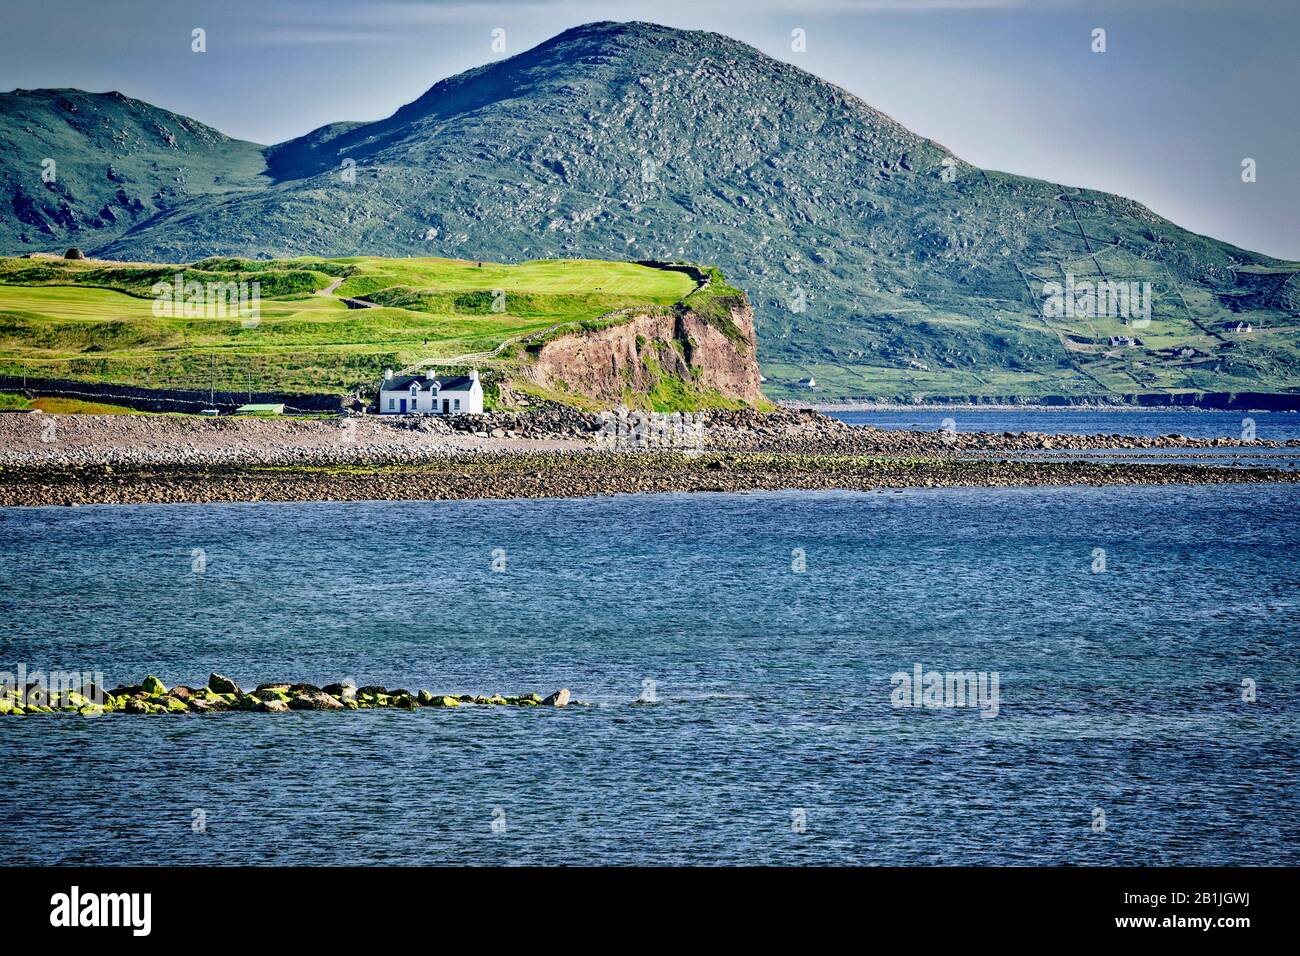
xmin=702 ymin=409 xmax=1300 ymax=454
xmin=2 ymin=408 xmax=1297 ymax=507
xmin=1 ymin=451 xmax=1296 ymax=508
xmin=2 ymin=407 xmax=1294 ymax=471
xmin=0 ymin=673 xmax=575 ymax=716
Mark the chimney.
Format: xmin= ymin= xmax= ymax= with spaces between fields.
xmin=383 ymin=369 xmax=393 ymax=381
xmin=469 ymin=369 xmax=480 ymax=382
xmin=426 ymin=369 xmax=436 ymax=381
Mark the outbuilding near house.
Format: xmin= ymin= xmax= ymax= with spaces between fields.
xmin=379 ymin=369 xmax=483 ymax=415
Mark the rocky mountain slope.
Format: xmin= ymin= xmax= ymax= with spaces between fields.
xmin=0 ymin=88 xmax=265 ymax=253
xmin=3 ymin=22 xmax=1297 ymax=403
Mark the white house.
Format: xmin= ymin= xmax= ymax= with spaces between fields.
xmin=379 ymin=369 xmax=483 ymax=415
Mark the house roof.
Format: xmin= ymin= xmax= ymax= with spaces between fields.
xmin=383 ymin=374 xmax=476 ymax=392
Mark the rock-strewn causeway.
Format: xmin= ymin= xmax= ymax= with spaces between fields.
xmin=0 ymin=451 xmax=1296 ymax=508
xmin=1 ymin=408 xmax=1296 ymax=507
xmin=0 ymin=674 xmax=575 ymax=716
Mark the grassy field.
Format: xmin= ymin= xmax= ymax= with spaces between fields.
xmin=0 ymin=255 xmax=696 ymax=396
xmin=0 ymin=391 xmax=144 ymax=414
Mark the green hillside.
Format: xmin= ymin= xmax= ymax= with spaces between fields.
xmin=3 ymin=24 xmax=1298 ymax=403
xmin=0 ymin=254 xmax=695 ymax=396
xmin=0 ymin=89 xmax=266 ymax=251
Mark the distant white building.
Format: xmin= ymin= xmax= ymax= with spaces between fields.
xmin=799 ymin=375 xmax=817 ymax=388
xmin=379 ymin=369 xmax=483 ymax=415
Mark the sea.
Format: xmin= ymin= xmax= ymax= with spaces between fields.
xmin=2 ymin=478 xmax=1297 ymax=865
xmin=826 ymin=407 xmax=1300 ymax=442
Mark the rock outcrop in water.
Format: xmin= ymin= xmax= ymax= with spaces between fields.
xmin=0 ymin=675 xmax=576 ymax=715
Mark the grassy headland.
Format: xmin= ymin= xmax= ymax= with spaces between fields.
xmin=0 ymin=254 xmax=696 ymax=398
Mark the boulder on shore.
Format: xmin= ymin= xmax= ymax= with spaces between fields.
xmin=542 ymin=689 xmax=571 ymax=707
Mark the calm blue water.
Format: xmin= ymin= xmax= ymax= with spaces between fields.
xmin=2 ymin=487 xmax=1298 ymax=865
xmin=828 ymin=408 xmax=1300 ymax=441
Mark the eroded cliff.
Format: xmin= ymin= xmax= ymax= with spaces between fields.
xmin=524 ymin=294 xmax=765 ymax=410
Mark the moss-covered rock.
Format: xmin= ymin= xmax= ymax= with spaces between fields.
xmin=208 ymin=673 xmax=242 ymax=695
xmin=34 ymin=676 xmax=580 ymax=716
xmin=288 ymin=690 xmax=344 ymax=711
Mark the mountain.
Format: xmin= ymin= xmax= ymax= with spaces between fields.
xmin=3 ymin=22 xmax=1297 ymax=403
xmin=0 ymin=88 xmax=265 ymax=253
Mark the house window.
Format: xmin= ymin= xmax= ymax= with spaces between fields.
xmin=454 ymin=399 xmax=461 ymax=411
xmin=388 ymin=398 xmax=394 ymax=410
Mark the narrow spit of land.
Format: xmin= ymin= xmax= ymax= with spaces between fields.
xmin=0 ymin=408 xmax=1296 ymax=507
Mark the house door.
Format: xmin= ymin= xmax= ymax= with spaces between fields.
xmin=442 ymin=399 xmax=450 ymax=414
xmin=399 ymin=399 xmax=407 ymax=413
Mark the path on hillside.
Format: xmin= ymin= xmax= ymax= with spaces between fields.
xmin=316 ymin=276 xmax=379 ymax=309
xmin=395 ymin=319 xmax=593 ymax=377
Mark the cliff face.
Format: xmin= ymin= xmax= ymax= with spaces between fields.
xmin=527 ymin=299 xmax=764 ymax=409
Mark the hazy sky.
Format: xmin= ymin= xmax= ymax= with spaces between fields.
xmin=3 ymin=0 xmax=1295 ymax=258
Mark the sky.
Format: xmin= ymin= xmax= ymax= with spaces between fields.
xmin=2 ymin=0 xmax=1296 ymax=259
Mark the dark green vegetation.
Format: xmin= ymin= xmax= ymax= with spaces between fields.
xmin=0 ymin=89 xmax=266 ymax=252
xmin=3 ymin=23 xmax=1298 ymax=402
